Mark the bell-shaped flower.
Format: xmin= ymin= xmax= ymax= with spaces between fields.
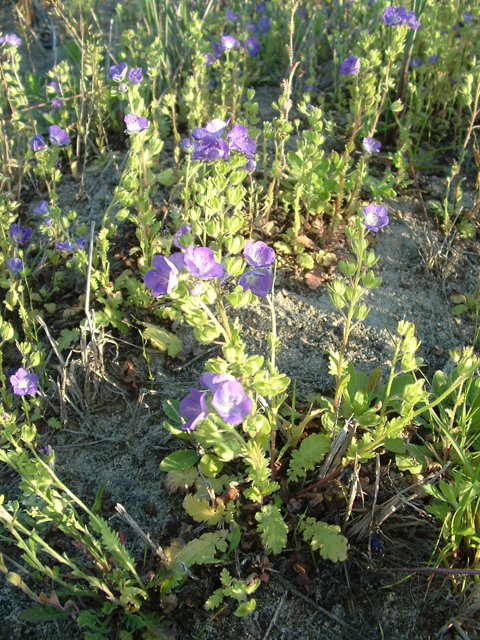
xmin=144 ymin=255 xmax=179 ymax=296
xmin=243 ymin=241 xmax=275 ymax=268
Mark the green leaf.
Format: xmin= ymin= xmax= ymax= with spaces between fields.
xmin=296 ymin=253 xmax=315 ymax=270
xmin=205 ymin=588 xmax=225 ymax=610
xmin=143 ymin=323 xmax=181 ymax=357
xmin=302 ymin=518 xmax=348 ymax=562
xmin=160 ymin=450 xmax=200 ymax=472
xmin=167 ymin=530 xmax=228 ymax=569
xmin=183 ymin=494 xmax=224 ymax=525
xmin=234 ymin=599 xmax=256 ymax=617
xmin=163 ymin=399 xmax=182 ymax=424
xmin=288 ymin=433 xmax=330 ymax=482
xmin=255 ymin=504 xmax=288 ymax=554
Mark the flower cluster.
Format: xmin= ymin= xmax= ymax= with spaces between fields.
xmin=181 ymin=119 xmax=256 ymax=168
xmin=108 ymin=62 xmax=144 ymax=86
xmin=180 ymin=372 xmax=253 ymax=430
xmin=382 ymin=6 xmax=421 ymax=30
xmin=0 ymin=33 xmax=22 ymax=47
xmin=205 ymin=33 xmax=261 ymax=66
xmin=239 ymin=241 xmax=275 ymax=298
xmin=29 ymin=125 xmax=71 ymax=150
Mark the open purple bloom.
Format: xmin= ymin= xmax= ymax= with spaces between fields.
xmin=180 ymin=138 xmax=199 ymax=151
xmin=204 ymin=52 xmax=217 ymax=66
xmin=200 ymin=372 xmax=236 ymax=393
xmin=243 ymin=241 xmax=275 ymax=268
xmin=245 ymin=37 xmax=261 ymax=56
xmin=192 ymin=136 xmax=229 ymax=162
xmin=75 ymin=238 xmax=86 ymax=250
xmin=340 ymin=55 xmax=360 ymax=76
xmin=56 ymin=240 xmax=76 ymax=252
xmin=166 ymin=251 xmax=186 ymax=273
xmin=30 ymin=134 xmax=46 ymax=152
xmin=180 ymin=388 xmax=209 ymax=431
xmin=211 ymin=380 xmax=253 ymax=425
xmin=10 ymin=368 xmax=38 ymax=396
xmin=406 ymin=11 xmax=421 ymax=30
xmin=174 ymin=223 xmax=192 ymax=249
xmin=184 ymin=245 xmax=224 ymax=279
xmin=245 ymin=159 xmax=256 ymax=172
xmin=7 ymin=258 xmax=23 ymax=274
xmin=363 ymin=203 xmax=389 ymax=232
xmin=221 ymin=35 xmax=241 ymax=50
xmin=51 ymin=97 xmax=63 ymax=109
xmin=108 ymin=62 xmax=128 ymax=82
xmin=128 ymin=67 xmax=143 ymax=84
xmin=204 ymin=118 xmax=231 ymax=138
xmin=9 ymin=224 xmax=32 ymax=245
xmin=144 ymin=255 xmax=179 ymax=296
xmin=124 ymin=113 xmax=149 ymax=134
xmin=257 ymin=15 xmax=271 ymax=33
xmin=226 ymin=8 xmax=238 ymax=21
xmin=0 ymin=33 xmax=22 ymax=46
xmin=382 ymin=6 xmax=407 ymax=26
xmin=428 ymin=54 xmax=439 ymax=64
xmin=227 ymin=124 xmax=256 ymax=158
xmin=34 ymin=200 xmax=49 ymax=215
xmin=49 ymin=125 xmax=70 ymax=146
xmin=239 ymin=269 xmax=272 ymax=298
xmin=362 ymin=137 xmax=381 ymax=154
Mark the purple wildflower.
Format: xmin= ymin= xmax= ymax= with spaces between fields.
xmin=124 ymin=113 xmax=149 ymax=134
xmin=9 ymin=224 xmax=32 ymax=245
xmin=382 ymin=6 xmax=407 ymax=26
xmin=227 ymin=124 xmax=256 ymax=158
xmin=213 ymin=41 xmax=226 ymax=57
xmin=256 ymin=2 xmax=267 ymax=11
xmin=128 ymin=67 xmax=143 ymax=84
xmin=247 ymin=21 xmax=258 ymax=33
xmin=108 ymin=62 xmax=128 ymax=82
xmin=428 ymin=54 xmax=439 ymax=64
xmin=38 ymin=444 xmax=53 ymax=456
xmin=204 ymin=52 xmax=217 ymax=66
xmin=192 ymin=136 xmax=229 ymax=162
xmin=34 ymin=201 xmax=49 ymax=215
xmin=199 ymin=372 xmax=236 ymax=392
xmin=44 ymin=217 xmax=53 ymax=227
xmin=50 ymin=81 xmax=61 ymax=93
xmin=362 ymin=137 xmax=381 ymax=154
xmin=363 ymin=203 xmax=389 ymax=232
xmin=211 ymin=380 xmax=253 ymax=425
xmin=75 ymin=238 xmax=86 ymax=250
xmin=340 ymin=56 xmax=360 ymax=76
xmin=184 ymin=245 xmax=224 ymax=279
xmin=10 ymin=368 xmax=38 ymax=396
xmin=463 ymin=12 xmax=472 ymax=24
xmin=180 ymin=138 xmax=199 ymax=151
xmin=166 ymin=252 xmax=186 ymax=273
xmin=409 ymin=57 xmax=423 ymax=68
xmin=56 ymin=240 xmax=76 ymax=252
xmin=245 ymin=37 xmax=261 ymax=56
xmin=304 ymin=83 xmax=318 ymax=93
xmin=49 ymin=125 xmax=70 ymax=146
xmin=245 ymin=159 xmax=256 ymax=171
xmin=405 ymin=11 xmax=421 ymax=30
xmin=0 ymin=34 xmax=22 ymax=46
xmin=144 ymin=255 xmax=179 ymax=296
xmin=221 ymin=35 xmax=241 ymax=50
xmin=243 ymin=241 xmax=275 ymax=268
xmin=189 ymin=283 xmax=203 ymax=296
xmin=257 ymin=15 xmax=271 ymax=33
xmin=51 ymin=97 xmax=63 ymax=109
xmin=174 ymin=223 xmax=192 ymax=249
xmin=6 ymin=258 xmax=23 ymax=274
xmin=30 ymin=134 xmax=46 ymax=152
xmin=193 ymin=118 xmax=231 ymax=140
xmin=226 ymin=8 xmax=238 ymax=21
xmin=239 ymin=269 xmax=272 ymax=298
xmin=180 ymin=388 xmax=209 ymax=431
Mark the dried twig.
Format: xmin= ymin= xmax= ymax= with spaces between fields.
xmin=115 ymin=503 xmax=167 ymax=563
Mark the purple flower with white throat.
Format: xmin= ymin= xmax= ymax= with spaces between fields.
xmin=174 ymin=223 xmax=192 ymax=249
xmin=0 ymin=33 xmax=22 ymax=46
xmin=362 ymin=137 xmax=381 ymax=154
xmin=124 ymin=113 xmax=149 ymax=134
xmin=211 ymin=380 xmax=253 ymax=425
xmin=180 ymin=388 xmax=209 ymax=431
xmin=340 ymin=56 xmax=360 ymax=76
xmin=10 ymin=368 xmax=38 ymax=396
xmin=49 ymin=125 xmax=70 ymax=146
xmin=192 ymin=136 xmax=229 ymax=162
xmin=7 ymin=258 xmax=23 ymax=274
xmin=382 ymin=6 xmax=407 ymax=26
xmin=221 ymin=35 xmax=241 ymax=50
xmin=406 ymin=11 xmax=421 ymax=30
xmin=51 ymin=97 xmax=63 ymax=109
xmin=363 ymin=203 xmax=389 ymax=232
xmin=184 ymin=245 xmax=224 ymax=279
xmin=9 ymin=224 xmax=32 ymax=245
xmin=227 ymin=124 xmax=256 ymax=158
xmin=245 ymin=37 xmax=261 ymax=56
xmin=243 ymin=241 xmax=275 ymax=268
xmin=56 ymin=240 xmax=76 ymax=252
xmin=34 ymin=200 xmax=49 ymax=215
xmin=239 ymin=269 xmax=272 ymax=298
xmin=109 ymin=62 xmax=128 ymax=82
xmin=30 ymin=134 xmax=46 ymax=152
xmin=144 ymin=255 xmax=179 ymax=296
xmin=128 ymin=67 xmax=143 ymax=84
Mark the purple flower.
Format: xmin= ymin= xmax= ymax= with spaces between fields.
xmin=257 ymin=15 xmax=271 ymax=33
xmin=10 ymin=368 xmax=38 ymax=396
xmin=180 ymin=388 xmax=209 ymax=431
xmin=44 ymin=217 xmax=53 ymax=227
xmin=128 ymin=67 xmax=143 ymax=84
xmin=192 ymin=136 xmax=229 ymax=162
xmin=180 ymin=138 xmax=199 ymax=151
xmin=227 ymin=124 xmax=256 ymax=158
xmin=7 ymin=258 xmax=23 ymax=274
xmin=382 ymin=6 xmax=407 ymax=26
xmin=409 ymin=57 xmax=423 ymax=68
xmin=51 ymin=97 xmax=63 ymax=109
xmin=256 ymin=2 xmax=267 ymax=11
xmin=463 ymin=12 xmax=472 ymax=24
xmin=56 ymin=240 xmax=76 ymax=252
xmin=199 ymin=372 xmax=236 ymax=392
xmin=174 ymin=223 xmax=192 ymax=249
xmin=405 ymin=11 xmax=421 ymax=30
xmin=340 ymin=56 xmax=360 ymax=76
xmin=213 ymin=41 xmax=226 ymax=57
xmin=189 ymin=283 xmax=203 ymax=296
xmin=166 ymin=251 xmax=186 ymax=273
xmin=9 ymin=224 xmax=32 ymax=245
xmin=304 ymin=83 xmax=318 ymax=93
xmin=362 ymin=137 xmax=381 ymax=154
xmin=49 ymin=125 xmax=70 ymax=146
xmin=198 ymin=118 xmax=231 ymax=139
xmin=226 ymin=8 xmax=237 ymax=21
xmin=245 ymin=159 xmax=256 ymax=171
xmin=38 ymin=444 xmax=53 ymax=456
xmin=211 ymin=380 xmax=253 ymax=425
xmin=243 ymin=241 xmax=275 ymax=268
xmin=247 ymin=21 xmax=258 ymax=33
xmin=109 ymin=62 xmax=128 ymax=82
xmin=245 ymin=37 xmax=261 ymax=56
xmin=75 ymin=238 xmax=86 ymax=250
xmin=50 ymin=81 xmax=61 ymax=93
xmin=30 ymin=134 xmax=46 ymax=152
xmin=239 ymin=269 xmax=272 ymax=298
xmin=34 ymin=200 xmax=50 ymax=215
xmin=363 ymin=203 xmax=389 ymax=232
xmin=204 ymin=52 xmax=217 ymax=66
xmin=428 ymin=54 xmax=439 ymax=64
xmin=124 ymin=113 xmax=149 ymax=134
xmin=0 ymin=33 xmax=22 ymax=46
xmin=144 ymin=255 xmax=179 ymax=296
xmin=184 ymin=245 xmax=224 ymax=279
xmin=221 ymin=35 xmax=241 ymax=50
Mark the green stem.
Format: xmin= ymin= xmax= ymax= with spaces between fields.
xmin=214 ymin=281 xmax=232 ymax=343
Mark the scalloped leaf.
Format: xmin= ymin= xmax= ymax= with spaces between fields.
xmin=287 ymin=433 xmax=330 ymax=482
xmin=255 ymin=504 xmax=288 ymax=554
xmin=167 ymin=530 xmax=228 ymax=569
xmin=302 ymin=518 xmax=348 ymax=562
xmin=183 ymin=494 xmax=224 ymax=525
